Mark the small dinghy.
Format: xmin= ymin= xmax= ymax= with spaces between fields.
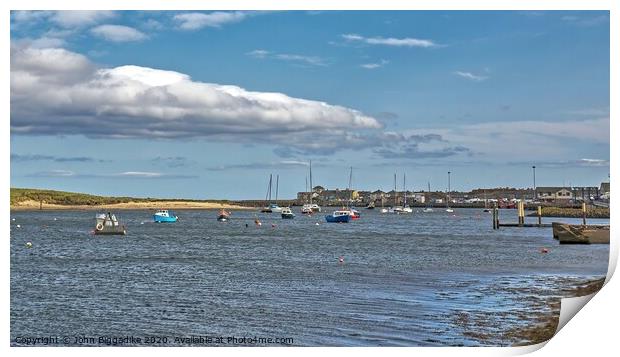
xmin=281 ymin=207 xmax=295 ymax=219
xmin=217 ymin=209 xmax=231 ymax=222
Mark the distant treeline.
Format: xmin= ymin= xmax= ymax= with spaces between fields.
xmin=10 ymin=188 xmax=233 ymax=206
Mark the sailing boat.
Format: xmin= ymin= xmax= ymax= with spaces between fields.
xmin=260 ymin=174 xmax=282 ymax=213
xmin=402 ymin=173 xmax=413 ymax=213
xmin=423 ymin=182 xmax=434 ymax=213
xmin=388 ymin=172 xmax=402 ymax=213
xmin=346 ymin=166 xmax=360 ymax=219
xmin=301 ymin=160 xmax=321 ymax=214
xmin=446 ymin=171 xmax=454 ymax=213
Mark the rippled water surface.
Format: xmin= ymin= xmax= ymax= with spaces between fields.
xmin=10 ymin=208 xmax=609 ymax=346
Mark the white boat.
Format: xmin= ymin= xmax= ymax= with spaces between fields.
xmin=301 ymin=161 xmax=321 ymax=214
xmin=261 ymin=174 xmax=283 ymax=213
xmin=281 ymin=207 xmax=295 ymax=219
xmin=422 ymin=207 xmax=434 ymax=213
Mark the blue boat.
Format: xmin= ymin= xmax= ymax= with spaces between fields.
xmin=153 ymin=209 xmax=178 ymax=223
xmin=325 ymin=210 xmax=352 ymax=223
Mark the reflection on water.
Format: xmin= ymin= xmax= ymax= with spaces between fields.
xmin=10 ymin=208 xmax=608 ymax=346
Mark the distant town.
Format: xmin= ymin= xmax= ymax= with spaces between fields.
xmin=295 ymin=181 xmax=611 ymax=207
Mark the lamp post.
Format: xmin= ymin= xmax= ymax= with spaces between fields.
xmin=532 ymin=166 xmax=536 ymax=201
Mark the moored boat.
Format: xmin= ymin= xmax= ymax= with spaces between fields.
xmin=325 ymin=210 xmax=352 ymax=223
xmin=217 ymin=209 xmax=230 ymax=222
xmin=281 ymin=207 xmax=295 ymax=219
xmin=153 ymin=209 xmax=178 ymax=223
xmin=301 ymin=204 xmax=314 ymax=215
xmin=348 ymin=208 xmax=361 ymax=219
xmin=94 ymin=213 xmax=126 ymax=235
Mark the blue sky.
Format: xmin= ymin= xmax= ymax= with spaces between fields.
xmin=10 ymin=10 xmax=610 ymax=199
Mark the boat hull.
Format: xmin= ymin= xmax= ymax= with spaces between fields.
xmin=153 ymin=215 xmax=178 ymax=223
xmin=94 ymin=227 xmax=126 ymax=235
xmin=217 ymin=215 xmax=229 ymax=222
xmin=282 ymin=214 xmax=295 ymax=219
xmin=325 ymin=214 xmax=351 ymax=223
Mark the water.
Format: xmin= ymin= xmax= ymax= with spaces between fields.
xmin=10 ymin=208 xmax=609 ymax=346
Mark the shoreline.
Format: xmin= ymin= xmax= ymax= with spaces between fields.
xmin=10 ymin=200 xmax=255 ymax=211
xmin=507 ymin=278 xmax=605 ymax=346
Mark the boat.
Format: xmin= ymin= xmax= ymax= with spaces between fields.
xmin=260 ymin=174 xmax=283 ymax=213
xmin=325 ymin=210 xmax=352 ymax=223
xmin=217 ymin=209 xmax=230 ymax=222
xmin=94 ymin=213 xmax=126 ymax=235
xmin=422 ymin=182 xmax=434 ymax=212
xmin=445 ymin=171 xmax=454 ymax=213
xmin=281 ymin=207 xmax=295 ymax=219
xmin=552 ymin=222 xmax=610 ymax=244
xmin=349 ymin=208 xmax=361 ymax=219
xmin=344 ymin=167 xmax=361 ymax=219
xmin=301 ymin=204 xmax=313 ymax=215
xmin=301 ymin=160 xmax=321 ymax=214
xmin=153 ymin=209 xmax=178 ymax=223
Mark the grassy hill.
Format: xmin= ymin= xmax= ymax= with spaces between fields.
xmin=10 ymin=188 xmax=229 ymax=206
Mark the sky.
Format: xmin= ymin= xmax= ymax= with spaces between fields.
xmin=9 ymin=10 xmax=610 ymax=200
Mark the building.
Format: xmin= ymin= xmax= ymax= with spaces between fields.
xmin=536 ymin=187 xmax=573 ymax=202
xmin=571 ymin=187 xmax=600 ymax=201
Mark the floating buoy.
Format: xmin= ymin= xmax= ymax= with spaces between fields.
xmin=12 ymin=218 xmax=16 ymax=221
xmin=245 ymin=223 xmax=249 ymax=228
xmin=16 ymin=224 xmax=21 ymax=228
xmin=254 ymin=219 xmax=262 ymax=226
xmin=25 ymin=242 xmax=32 ymax=248
xmin=540 ymin=248 xmax=549 ymax=254
xmin=53 ymin=218 xmax=57 ymax=221
xmin=338 ymin=256 xmax=344 ymax=264
xmin=315 ymin=222 xmax=320 ymax=226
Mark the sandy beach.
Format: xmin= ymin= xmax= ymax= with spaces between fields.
xmin=10 ymin=200 xmax=254 ymax=211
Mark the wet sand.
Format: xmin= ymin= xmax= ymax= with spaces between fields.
xmin=506 ymin=278 xmax=605 ymax=346
xmin=10 ymin=199 xmax=254 ymax=211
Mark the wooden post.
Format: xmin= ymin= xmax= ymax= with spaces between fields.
xmin=493 ymin=204 xmax=499 ymax=229
xmin=537 ymin=206 xmax=542 ymax=227
xmin=39 ymin=200 xmax=43 ymax=210
xmin=582 ymin=202 xmax=587 ymax=225
xmin=518 ymin=200 xmax=524 ymax=226
xmin=492 ymin=207 xmax=496 ymax=229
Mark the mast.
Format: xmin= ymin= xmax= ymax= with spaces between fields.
xmin=305 ymin=176 xmax=308 ymax=203
xmin=309 ymin=160 xmax=313 ymax=205
xmin=266 ymin=174 xmax=272 ymax=203
xmin=403 ymin=173 xmax=407 ymax=206
xmin=394 ymin=172 xmax=397 ymax=207
xmin=348 ymin=166 xmax=353 ymax=207
xmin=447 ymin=171 xmax=451 ymax=209
xmin=275 ymin=174 xmax=279 ymax=204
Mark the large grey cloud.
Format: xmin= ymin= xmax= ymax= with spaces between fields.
xmin=11 ymin=46 xmax=380 ymax=144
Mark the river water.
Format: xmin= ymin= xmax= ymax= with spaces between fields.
xmin=10 ymin=208 xmax=609 ymax=346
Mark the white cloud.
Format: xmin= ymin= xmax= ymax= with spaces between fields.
xmin=173 ymin=11 xmax=249 ymax=30
xmin=50 ymin=10 xmax=116 ymax=28
xmin=342 ymin=33 xmax=438 ymax=48
xmin=91 ymin=25 xmax=148 ymax=42
xmin=247 ymin=49 xmax=327 ymax=66
xmin=454 ymin=71 xmax=488 ymax=81
xmin=11 ymin=46 xmax=380 ymax=153
xmin=360 ymin=59 xmax=389 ymax=69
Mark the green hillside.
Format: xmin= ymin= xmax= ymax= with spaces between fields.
xmin=10 ymin=188 xmax=228 ymax=206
